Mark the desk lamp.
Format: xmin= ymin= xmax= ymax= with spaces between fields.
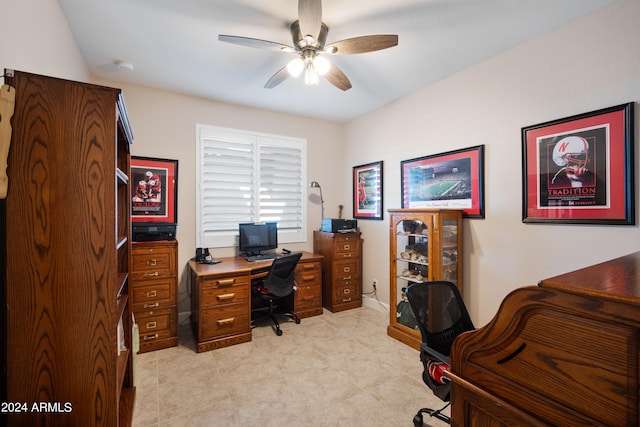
xmin=309 ymin=181 xmax=324 ymax=230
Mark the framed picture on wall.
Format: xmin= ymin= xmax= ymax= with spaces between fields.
xmin=401 ymin=145 xmax=485 ymax=218
xmin=131 ymin=156 xmax=179 ymax=223
xmin=521 ymin=102 xmax=634 ymax=225
xmin=353 ymin=161 xmax=383 ymax=220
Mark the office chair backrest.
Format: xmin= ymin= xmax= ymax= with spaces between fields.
xmin=406 ymin=281 xmax=474 ymax=356
xmin=263 ymin=252 xmax=303 ymax=297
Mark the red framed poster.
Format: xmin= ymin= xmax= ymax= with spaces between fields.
xmin=521 ymin=103 xmax=634 ymax=224
xmin=401 ymin=145 xmax=485 ymax=218
xmin=131 ymin=156 xmax=178 ymax=223
xmin=353 ymin=161 xmax=383 ymax=220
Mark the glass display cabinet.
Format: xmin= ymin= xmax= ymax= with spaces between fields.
xmin=387 ymin=208 xmax=463 ymax=349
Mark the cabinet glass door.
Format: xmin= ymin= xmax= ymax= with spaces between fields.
xmin=442 ymin=219 xmax=459 ymax=285
xmin=394 ymin=218 xmax=430 ymax=332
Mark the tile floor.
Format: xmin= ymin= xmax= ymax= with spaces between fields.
xmin=132 ymin=306 xmax=449 ymax=427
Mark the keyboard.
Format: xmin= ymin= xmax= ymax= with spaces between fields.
xmin=246 ymin=254 xmax=278 ymax=262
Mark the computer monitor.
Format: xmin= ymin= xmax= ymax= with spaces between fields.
xmin=238 ymin=222 xmax=278 ymax=256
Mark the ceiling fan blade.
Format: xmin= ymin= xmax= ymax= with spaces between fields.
xmin=264 ymin=66 xmax=290 ymax=89
xmin=218 ymin=35 xmax=293 ymax=52
xmin=324 ymin=64 xmax=352 ymax=91
xmin=325 ymin=35 xmax=398 ymax=55
xmin=298 ymin=0 xmax=322 ymax=41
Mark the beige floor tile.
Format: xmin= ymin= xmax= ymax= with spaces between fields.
xmin=133 ymin=306 xmax=448 ymax=427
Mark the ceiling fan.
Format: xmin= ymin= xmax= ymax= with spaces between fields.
xmin=218 ymin=0 xmax=398 ymax=91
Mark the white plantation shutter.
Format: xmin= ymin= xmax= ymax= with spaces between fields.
xmin=196 ymin=125 xmax=307 ymax=248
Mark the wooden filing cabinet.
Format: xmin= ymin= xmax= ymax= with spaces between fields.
xmin=293 ymin=256 xmax=324 ymax=318
xmin=314 ymin=231 xmax=362 ymax=312
xmin=131 ymin=240 xmax=178 ymax=353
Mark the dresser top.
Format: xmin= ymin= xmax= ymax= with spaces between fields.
xmin=539 ymin=251 xmax=640 ymax=305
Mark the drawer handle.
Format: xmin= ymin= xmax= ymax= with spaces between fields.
xmin=302 ymin=264 xmax=314 ymax=270
xmin=301 ymin=274 xmax=315 ymax=281
xmin=217 ymin=317 xmax=236 ymax=326
xmin=343 ymin=267 xmax=351 ymax=273
xmin=217 ymin=278 xmax=236 ymax=286
xmin=343 ymin=289 xmax=350 ymax=294
xmin=342 ymin=297 xmax=352 ymax=302
xmin=343 ymin=276 xmax=352 ymax=280
xmin=145 ymin=290 xmax=157 ymax=298
xmin=143 ymin=334 xmax=158 ymax=341
xmin=342 ymin=253 xmax=352 ymax=258
xmin=144 ymin=302 xmax=159 ymax=309
xmin=146 ymin=259 xmax=157 ymax=266
xmin=143 ymin=272 xmax=159 ymax=278
xmin=343 ymin=244 xmax=350 ymax=250
xmin=217 ymin=293 xmax=236 ymax=301
xmin=146 ymin=321 xmax=157 ymax=329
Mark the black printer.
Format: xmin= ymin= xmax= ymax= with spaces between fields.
xmin=321 ymin=218 xmax=358 ymax=233
xmin=132 ymin=223 xmax=177 ymax=242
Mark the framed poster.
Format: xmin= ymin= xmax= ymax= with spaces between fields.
xmin=131 ymin=156 xmax=178 ymax=223
xmin=401 ymin=145 xmax=485 ymax=218
xmin=353 ymin=161 xmax=383 ymax=220
xmin=521 ymin=103 xmax=634 ymax=224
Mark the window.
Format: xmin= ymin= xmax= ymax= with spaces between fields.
xmin=196 ymin=124 xmax=307 ymax=248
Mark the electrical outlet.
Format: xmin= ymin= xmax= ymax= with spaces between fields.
xmin=372 ymin=278 xmax=378 ymax=290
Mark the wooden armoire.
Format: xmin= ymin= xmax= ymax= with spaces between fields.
xmin=1 ymin=70 xmax=135 ymax=425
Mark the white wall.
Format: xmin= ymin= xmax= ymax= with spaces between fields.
xmin=91 ymin=81 xmax=345 ymax=316
xmin=0 ymin=0 xmax=89 ymax=82
xmin=3 ymin=0 xmax=639 ymax=326
xmin=343 ymin=0 xmax=640 ymax=326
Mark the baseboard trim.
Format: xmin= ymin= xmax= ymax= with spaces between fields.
xmin=362 ymin=295 xmax=390 ymax=313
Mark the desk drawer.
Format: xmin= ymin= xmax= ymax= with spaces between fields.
xmin=295 ymin=267 xmax=321 ymax=285
xmin=201 ymin=285 xmax=250 ymax=308
xmin=295 ymin=284 xmax=321 ymax=310
xmin=201 ymin=275 xmax=250 ymax=289
xmin=131 ymin=280 xmax=174 ymax=311
xmin=201 ymin=304 xmax=250 ymax=337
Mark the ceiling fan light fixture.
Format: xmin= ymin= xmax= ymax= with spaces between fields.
xmin=313 ymin=55 xmax=330 ymax=75
xmin=287 ymin=57 xmax=305 ymax=77
xmin=304 ymin=62 xmax=320 ymax=85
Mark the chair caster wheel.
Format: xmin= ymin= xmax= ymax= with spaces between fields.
xmin=413 ymin=413 xmax=423 ymax=427
xmin=295 ymin=317 xmax=301 ymax=324
xmin=276 ymin=328 xmax=283 ymax=336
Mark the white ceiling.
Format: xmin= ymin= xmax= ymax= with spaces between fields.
xmin=58 ymin=0 xmax=615 ymax=122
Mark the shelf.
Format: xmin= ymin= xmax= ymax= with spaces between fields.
xmin=117 ymin=348 xmax=130 ymax=391
xmin=118 ymin=386 xmax=136 ymax=427
xmin=396 ymin=257 xmax=428 ymax=266
xmin=397 ymin=232 xmax=428 ymax=239
xmin=117 ymin=236 xmax=128 ymax=250
xmin=397 ymin=275 xmax=425 ymax=284
xmin=116 ymin=167 xmax=129 ymax=184
xmin=116 ymin=292 xmax=129 ymax=320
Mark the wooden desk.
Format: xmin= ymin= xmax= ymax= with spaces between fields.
xmin=448 ymin=252 xmax=640 ymax=426
xmin=188 ymin=251 xmax=323 ymax=352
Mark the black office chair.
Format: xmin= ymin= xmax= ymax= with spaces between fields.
xmin=405 ymin=281 xmax=475 ymax=425
xmin=251 ymin=252 xmax=302 ymax=336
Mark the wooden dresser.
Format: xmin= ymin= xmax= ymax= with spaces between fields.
xmin=449 ymin=252 xmax=640 ymax=426
xmin=189 ymin=251 xmax=323 ymax=352
xmin=313 ymin=231 xmax=362 ymax=312
xmin=131 ymin=240 xmax=179 ymax=353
